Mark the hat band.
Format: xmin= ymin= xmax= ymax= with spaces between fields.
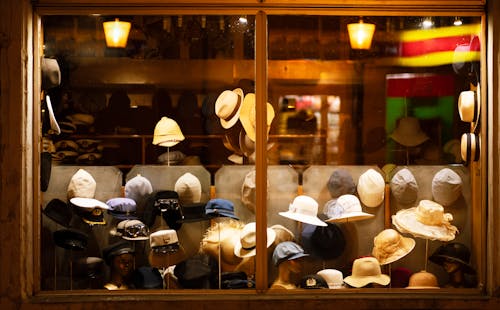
xmin=242 ymin=245 xmax=256 ymax=251
xmin=222 ymin=95 xmax=241 ymax=122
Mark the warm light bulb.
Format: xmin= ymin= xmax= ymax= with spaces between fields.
xmin=103 ymin=18 xmax=131 ymax=48
xmin=347 ymin=19 xmax=376 ymax=50
xmin=454 ymin=17 xmax=463 ymax=26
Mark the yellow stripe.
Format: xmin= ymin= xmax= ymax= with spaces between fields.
xmin=380 ymin=51 xmax=480 ymax=67
xmin=399 ymin=24 xmax=481 ymax=42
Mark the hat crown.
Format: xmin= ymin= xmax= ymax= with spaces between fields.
xmin=390 ymin=168 xmax=418 ymax=204
xmin=215 ymin=90 xmax=240 ymax=119
xmin=240 ymin=222 xmax=257 ymax=249
xmin=273 ymin=241 xmax=306 ymax=265
xmin=416 ymin=200 xmax=451 ymax=225
xmin=336 ymin=194 xmax=363 ymax=213
xmin=67 ymin=169 xmax=96 ymax=199
xmin=150 ymin=229 xmax=178 ymax=247
xmin=289 ymin=195 xmax=319 ymax=216
xmin=357 ymin=169 xmax=385 ymax=207
xmin=125 ymin=174 xmax=153 ymax=201
xmin=107 ymin=197 xmax=137 ymax=211
xmin=317 ymin=269 xmax=344 ymax=287
xmin=351 ymin=257 xmax=382 ymax=277
xmin=175 ymin=172 xmax=202 ymax=204
xmin=327 ymin=169 xmax=356 ymax=198
xmin=432 ymin=168 xmax=462 ymax=206
xmin=408 ymin=271 xmax=439 ymax=288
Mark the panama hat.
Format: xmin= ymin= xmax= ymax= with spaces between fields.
xmin=233 ymin=222 xmax=276 ymax=258
xmin=324 ymin=195 xmax=374 ymax=223
xmin=239 ymin=93 xmax=275 ymax=142
xmin=392 ymin=200 xmax=458 ymax=241
xmin=390 ymin=117 xmax=429 ymax=147
xmin=152 ymin=116 xmax=185 ymax=147
xmin=279 ymin=195 xmax=327 ymax=227
xmin=357 ymin=169 xmax=385 ymax=207
xmin=344 ymin=257 xmax=390 ymax=288
xmin=372 ymin=229 xmax=415 ymax=265
xmin=215 ymin=88 xmax=244 ymax=129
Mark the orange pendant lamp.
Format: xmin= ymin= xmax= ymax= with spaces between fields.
xmin=103 ymin=18 xmax=131 ymax=48
xmin=347 ymin=18 xmax=376 ymax=50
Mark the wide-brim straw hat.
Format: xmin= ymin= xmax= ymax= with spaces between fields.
xmin=279 ymin=195 xmax=327 ymax=227
xmin=390 ymin=117 xmax=429 ymax=147
xmin=343 ymin=257 xmax=390 ymax=288
xmin=372 ymin=228 xmax=416 ymax=265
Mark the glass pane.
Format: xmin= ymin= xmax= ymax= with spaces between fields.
xmin=267 ymin=15 xmax=481 ymax=290
xmin=40 ymin=14 xmax=256 ymax=290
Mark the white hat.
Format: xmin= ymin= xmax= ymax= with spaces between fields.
xmin=458 ymin=89 xmax=480 ymax=123
xmin=215 ymin=88 xmax=244 ymax=129
xmin=152 ymin=116 xmax=185 ymax=147
xmin=344 ymin=257 xmax=390 ymax=288
xmin=233 ymin=222 xmax=276 ymax=258
xmin=357 ymin=169 xmax=385 ymax=207
xmin=317 ymin=269 xmax=344 ymax=289
xmin=279 ymin=195 xmax=327 ymax=227
xmin=67 ymin=169 xmax=96 ymax=199
xmin=70 ymin=197 xmax=110 ymax=210
xmin=174 ymin=172 xmax=202 ymax=204
xmin=431 ymin=168 xmax=462 ymax=207
xmin=390 ymin=168 xmax=418 ymax=205
xmin=125 ymin=174 xmax=153 ymax=203
xmin=239 ymin=93 xmax=275 ymax=142
xmin=390 ymin=117 xmax=429 ymax=147
xmin=461 ymin=132 xmax=480 ymax=162
xmin=392 ymin=200 xmax=458 ymax=241
xmin=372 ymin=229 xmax=415 ymax=265
xmin=149 ymin=229 xmax=179 ymax=254
xmin=324 ymin=195 xmax=374 ymax=223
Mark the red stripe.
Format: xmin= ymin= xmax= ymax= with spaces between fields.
xmin=386 ymin=74 xmax=454 ymax=97
xmin=399 ymin=35 xmax=480 ymax=57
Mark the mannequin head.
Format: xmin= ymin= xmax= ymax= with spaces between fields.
xmin=111 ymin=253 xmax=134 ymax=279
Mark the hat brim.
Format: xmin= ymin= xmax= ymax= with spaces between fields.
xmin=343 ymin=274 xmax=390 ymax=288
xmin=279 ymin=211 xmax=327 ymax=227
xmin=206 ymin=210 xmax=239 ymax=220
xmin=390 ymin=132 xmax=429 ymax=147
xmin=325 ymin=212 xmax=374 ymax=223
xmin=234 ymin=228 xmax=276 ymax=258
xmin=70 ymin=197 xmax=110 ymax=210
xmin=392 ymin=208 xmax=457 ymax=242
xmin=122 ymin=236 xmax=149 ymax=241
xmin=374 ymin=237 xmax=416 ymax=265
xmin=429 ymin=254 xmax=475 ymax=274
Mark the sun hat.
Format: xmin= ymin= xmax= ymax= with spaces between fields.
xmin=458 ymin=89 xmax=480 ymax=123
xmin=317 ymin=269 xmax=344 ymax=289
xmin=392 ymin=200 xmax=458 ymax=241
xmin=279 ymin=195 xmax=327 ymax=227
xmin=324 ymin=195 xmax=374 ymax=223
xmin=429 ymin=242 xmax=475 ymax=274
xmin=116 ymin=219 xmax=149 ymax=241
xmin=327 ymin=169 xmax=356 ymax=199
xmin=233 ymin=222 xmax=276 ymax=258
xmin=461 ymin=132 xmax=480 ymax=162
xmin=150 ymin=229 xmax=180 ymax=254
xmin=299 ymin=274 xmax=329 ymax=289
xmin=272 ymin=241 xmax=309 ymax=266
xmin=132 ymin=266 xmax=164 ymax=289
xmin=301 ymin=222 xmax=346 ymax=260
xmin=43 ymin=198 xmax=73 ymax=227
xmin=53 ymin=228 xmax=88 ymax=251
xmin=406 ymin=270 xmax=440 ymax=289
xmin=343 ymin=257 xmax=390 ymax=288
xmin=390 ymin=117 xmax=429 ymax=147
xmin=215 ymin=88 xmax=244 ymax=129
xmin=205 ymin=198 xmax=239 ymax=220
xmin=239 ymin=93 xmax=275 ymax=142
xmin=102 ymin=240 xmax=135 ymax=265
xmin=390 ymin=168 xmax=419 ymax=205
xmin=174 ymin=172 xmax=202 ymax=204
xmin=67 ymin=169 xmax=97 ymax=199
xmin=106 ymin=197 xmax=138 ymax=220
xmin=372 ymin=229 xmax=416 ymax=265
xmin=357 ymin=168 xmax=385 ymax=207
xmin=431 ymin=168 xmax=463 ymax=207
xmin=152 ymin=116 xmax=185 ymax=147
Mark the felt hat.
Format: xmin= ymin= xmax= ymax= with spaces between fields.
xmin=372 ymin=229 xmax=416 ymax=265
xmin=461 ymin=132 xmax=480 ymax=162
xmin=392 ymin=200 xmax=458 ymax=241
xmin=317 ymin=269 xmax=344 ymax=289
xmin=272 ymin=241 xmax=309 ymax=266
xmin=390 ymin=168 xmax=419 ymax=205
xmin=357 ymin=168 xmax=385 ymax=207
xmin=106 ymin=197 xmax=138 ymax=220
xmin=344 ymin=257 xmax=390 ymax=288
xmin=53 ymin=228 xmax=88 ymax=251
xmin=152 ymin=116 xmax=185 ymax=147
xmin=431 ymin=168 xmax=463 ymax=207
xmin=116 ymin=219 xmax=149 ymax=241
xmin=429 ymin=242 xmax=475 ymax=274
xmin=233 ymin=222 xmax=276 ymax=258
xmin=205 ymin=198 xmax=239 ymax=220
xmin=390 ymin=117 xmax=429 ymax=147
xmin=41 ymin=57 xmax=61 ymax=90
xmin=102 ymin=240 xmax=135 ymax=265
xmin=301 ymin=222 xmax=346 ymax=260
xmin=67 ymin=169 xmax=97 ymax=199
xmin=406 ymin=270 xmax=440 ymax=289
xmin=239 ymin=93 xmax=275 ymax=142
xmin=299 ymin=274 xmax=329 ymax=289
xmin=174 ymin=172 xmax=202 ymax=204
xmin=279 ymin=195 xmax=327 ymax=227
xmin=458 ymin=89 xmax=480 ymax=123
xmin=215 ymin=88 xmax=244 ymax=129
xmin=150 ymin=229 xmax=180 ymax=254
xmin=43 ymin=198 xmax=73 ymax=227
xmin=132 ymin=266 xmax=164 ymax=289
xmin=327 ymin=169 xmax=356 ymax=199
xmin=324 ymin=195 xmax=374 ymax=223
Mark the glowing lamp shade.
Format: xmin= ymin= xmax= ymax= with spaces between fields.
xmin=347 ymin=20 xmax=376 ymax=50
xmin=103 ymin=18 xmax=131 ymax=48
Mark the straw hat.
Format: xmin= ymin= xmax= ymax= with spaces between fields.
xmin=406 ymin=270 xmax=440 ymax=289
xmin=215 ymin=88 xmax=244 ymax=129
xmin=392 ymin=200 xmax=458 ymax=241
xmin=279 ymin=195 xmax=327 ymax=227
xmin=343 ymin=257 xmax=390 ymax=288
xmin=233 ymin=222 xmax=276 ymax=258
xmin=372 ymin=229 xmax=415 ymax=265
xmin=239 ymin=93 xmax=275 ymax=142
xmin=357 ymin=169 xmax=385 ymax=207
xmin=390 ymin=117 xmax=429 ymax=147
xmin=152 ymin=117 xmax=185 ymax=147
xmin=324 ymin=195 xmax=374 ymax=223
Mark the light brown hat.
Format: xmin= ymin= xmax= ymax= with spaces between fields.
xmin=406 ymin=270 xmax=440 ymax=289
xmin=458 ymin=89 xmax=480 ymax=123
xmin=233 ymin=222 xmax=276 ymax=258
xmin=239 ymin=93 xmax=275 ymax=142
xmin=343 ymin=257 xmax=390 ymax=288
xmin=215 ymin=88 xmax=244 ymax=129
xmin=372 ymin=229 xmax=415 ymax=265
xmin=390 ymin=117 xmax=429 ymax=147
xmin=152 ymin=117 xmax=185 ymax=147
xmin=461 ymin=132 xmax=480 ymax=162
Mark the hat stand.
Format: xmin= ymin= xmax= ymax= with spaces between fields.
xmin=424 ymin=239 xmax=430 ymax=271
xmin=69 ymin=249 xmax=74 ymax=290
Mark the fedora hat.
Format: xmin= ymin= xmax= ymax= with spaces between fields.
xmin=390 ymin=117 xmax=429 ymax=147
xmin=461 ymin=132 xmax=480 ymax=162
xmin=233 ymin=222 xmax=276 ymax=258
xmin=324 ymin=195 xmax=374 ymax=223
xmin=392 ymin=200 xmax=458 ymax=241
xmin=152 ymin=116 xmax=185 ymax=147
xmin=458 ymin=89 xmax=480 ymax=123
xmin=432 ymin=168 xmax=463 ymax=207
xmin=215 ymin=88 xmax=244 ymax=129
xmin=372 ymin=229 xmax=415 ymax=265
xmin=357 ymin=169 xmax=385 ymax=207
xmin=239 ymin=93 xmax=275 ymax=142
xmin=279 ymin=195 xmax=327 ymax=227
xmin=406 ymin=270 xmax=440 ymax=289
xmin=344 ymin=257 xmax=390 ymax=288
xmin=390 ymin=168 xmax=419 ymax=205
